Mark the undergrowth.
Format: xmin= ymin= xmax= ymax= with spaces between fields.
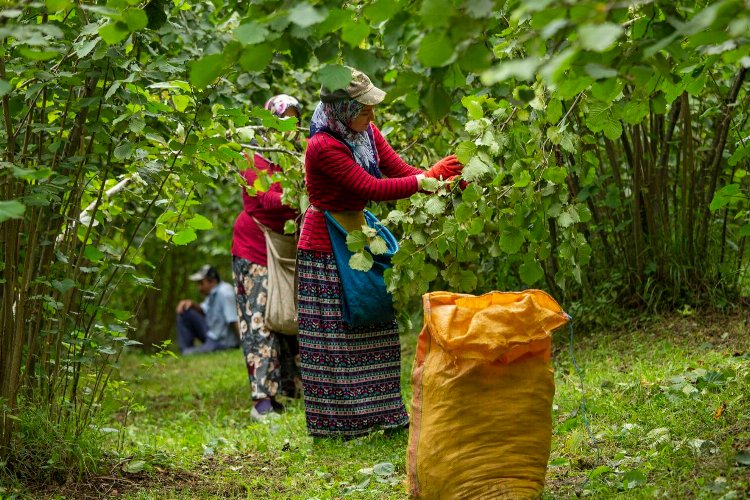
xmin=2 ymin=313 xmax=748 ymax=498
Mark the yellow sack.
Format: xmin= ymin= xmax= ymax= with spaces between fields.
xmin=407 ymin=290 xmax=570 ymax=499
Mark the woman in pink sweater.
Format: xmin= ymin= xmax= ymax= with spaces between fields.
xmin=297 ymin=68 xmax=463 ymax=438
xmin=232 ymin=95 xmax=303 ymax=421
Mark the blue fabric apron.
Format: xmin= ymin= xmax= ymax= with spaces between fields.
xmin=324 ymin=209 xmax=399 ymax=327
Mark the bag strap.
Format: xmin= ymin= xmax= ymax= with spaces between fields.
xmin=251 ymin=215 xmax=271 ymax=234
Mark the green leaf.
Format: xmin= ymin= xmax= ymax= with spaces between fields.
xmin=0 ymin=79 xmax=10 ymax=98
xmin=288 ymin=3 xmax=327 ymax=28
xmin=556 ymin=76 xmax=593 ymax=99
xmin=84 ymin=246 xmax=104 ymax=262
xmin=455 ymin=141 xmax=477 ymax=164
xmin=342 ymin=20 xmax=370 ymax=47
xmin=52 ymin=278 xmax=76 ymax=294
xmin=284 ymin=220 xmax=298 ymax=235
xmin=187 ymin=214 xmax=213 ymax=230
xmin=519 ymin=258 xmax=544 ymax=285
xmin=75 ymin=39 xmax=99 ymax=59
xmin=729 ymin=145 xmax=750 ymax=166
xmin=466 ymin=0 xmax=493 ymax=18
xmin=461 ymin=184 xmax=482 ymax=203
xmin=11 ymin=166 xmax=52 ymax=181
xmin=542 ymin=166 xmax=567 ymax=184
xmin=417 ymin=32 xmax=454 ymax=68
xmin=363 ymin=0 xmax=400 ymax=23
xmin=18 ymin=48 xmax=60 ymax=61
xmin=421 ymin=83 xmax=450 ymax=122
xmin=584 ymin=63 xmax=618 ymax=79
xmin=468 ymin=217 xmax=484 ymax=235
xmin=369 ymin=236 xmax=388 ymax=255
xmin=373 ymin=462 xmax=395 ymax=476
xmin=46 ymin=0 xmax=72 ymax=11
xmin=189 ymin=54 xmax=225 ymax=89
xmin=420 ymin=0 xmax=453 ymax=28
xmin=499 ymin=227 xmax=524 ymax=254
xmin=0 ymin=200 xmax=26 ymax=222
xmin=349 ymin=251 xmax=374 ymax=272
xmin=114 ymin=143 xmax=133 ymax=160
xmin=346 ymin=230 xmax=368 ymax=252
xmin=591 ymin=79 xmax=623 ymax=102
xmin=460 ymin=43 xmax=493 ymax=73
xmin=621 ymin=99 xmax=649 ymax=124
xmin=123 ymin=9 xmax=148 ymax=31
xmin=514 ymin=170 xmax=532 ymax=188
xmin=234 ymin=22 xmax=269 ymax=45
xmin=458 ymin=270 xmax=477 ymax=291
xmin=123 ymin=460 xmax=146 ymax=474
xmin=444 ymin=64 xmax=466 ymax=89
xmin=737 ymin=450 xmax=750 ymax=466
xmin=622 ymin=469 xmax=647 ymax=489
xmin=173 ymin=95 xmax=191 ymax=112
xmin=547 ymin=99 xmax=563 ymax=123
xmin=462 ymin=156 xmax=491 ymax=182
xmin=558 ymin=210 xmax=576 ymax=228
xmin=420 ymin=177 xmax=439 ymax=192
xmin=172 ymin=228 xmax=197 ymax=245
xmin=425 ymin=197 xmax=446 ymax=216
xmin=601 ymin=119 xmax=622 ymax=140
xmin=578 ymin=23 xmax=623 ymax=52
xmin=709 ymin=184 xmax=743 ymax=211
xmin=422 ymin=263 xmax=438 ymax=281
xmin=240 ymin=44 xmax=273 ymax=72
xmin=454 ymin=202 xmax=473 ymax=223
xmin=99 ymin=21 xmax=130 ymax=45
xmin=317 ymin=65 xmax=352 ymax=91
xmin=481 ymin=58 xmax=538 ymax=84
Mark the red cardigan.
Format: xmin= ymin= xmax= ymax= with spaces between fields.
xmin=232 ymin=153 xmax=299 ymax=266
xmin=299 ymin=124 xmax=423 ymax=253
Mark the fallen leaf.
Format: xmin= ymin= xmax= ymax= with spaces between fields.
xmin=713 ymin=402 xmax=726 ymax=420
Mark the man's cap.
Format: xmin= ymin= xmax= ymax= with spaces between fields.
xmin=320 ymin=67 xmax=386 ymax=105
xmin=189 ymin=264 xmax=220 ymax=282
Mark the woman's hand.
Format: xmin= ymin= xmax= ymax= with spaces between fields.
xmin=425 ymin=155 xmax=463 ymax=180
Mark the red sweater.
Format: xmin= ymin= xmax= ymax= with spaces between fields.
xmin=299 ymin=124 xmax=423 ymax=252
xmin=232 ymin=153 xmax=299 ymax=266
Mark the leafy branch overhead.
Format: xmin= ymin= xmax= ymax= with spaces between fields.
xmin=1 ymin=0 xmax=749 ymax=472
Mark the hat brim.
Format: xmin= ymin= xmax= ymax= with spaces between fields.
xmin=189 ymin=272 xmax=206 ymax=281
xmin=353 ymin=85 xmax=386 ymax=105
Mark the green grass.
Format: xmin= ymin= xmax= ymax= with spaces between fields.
xmin=10 ymin=313 xmax=749 ymax=498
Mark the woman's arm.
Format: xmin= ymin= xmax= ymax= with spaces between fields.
xmin=309 ymin=134 xmax=420 ymax=201
xmin=241 ymin=153 xmax=286 ymax=211
xmin=371 ymin=124 xmax=424 ymax=178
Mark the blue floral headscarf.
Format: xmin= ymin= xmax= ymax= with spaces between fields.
xmin=309 ymin=99 xmax=381 ymax=178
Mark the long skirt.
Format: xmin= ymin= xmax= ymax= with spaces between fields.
xmin=232 ymin=256 xmax=302 ymax=400
xmin=296 ymin=249 xmax=409 ymax=438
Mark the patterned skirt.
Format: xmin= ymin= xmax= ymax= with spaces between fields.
xmin=232 ymin=256 xmax=302 ymax=401
xmin=297 ymin=250 xmax=409 ymax=438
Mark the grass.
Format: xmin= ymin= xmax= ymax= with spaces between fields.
xmin=8 ymin=312 xmax=750 ymax=498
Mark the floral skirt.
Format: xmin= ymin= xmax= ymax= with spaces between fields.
xmin=296 ymin=250 xmax=409 ymax=438
xmin=232 ymin=256 xmax=302 ymax=401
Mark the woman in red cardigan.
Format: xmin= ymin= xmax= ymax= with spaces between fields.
xmin=297 ymin=68 xmax=463 ymax=438
xmin=232 ymin=94 xmax=303 ymax=421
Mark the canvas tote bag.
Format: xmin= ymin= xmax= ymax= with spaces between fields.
xmin=252 ymin=217 xmax=298 ymax=335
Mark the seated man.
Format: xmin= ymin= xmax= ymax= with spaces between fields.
xmin=176 ymin=265 xmax=240 ymax=355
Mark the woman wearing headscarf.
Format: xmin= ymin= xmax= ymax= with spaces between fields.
xmin=297 ymin=68 xmax=463 ymax=438
xmin=232 ymin=94 xmax=303 ymax=421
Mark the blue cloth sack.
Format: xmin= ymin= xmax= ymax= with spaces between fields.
xmin=324 ymin=209 xmax=399 ymax=327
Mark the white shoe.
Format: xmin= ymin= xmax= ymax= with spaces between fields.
xmin=250 ymin=406 xmax=280 ymax=423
